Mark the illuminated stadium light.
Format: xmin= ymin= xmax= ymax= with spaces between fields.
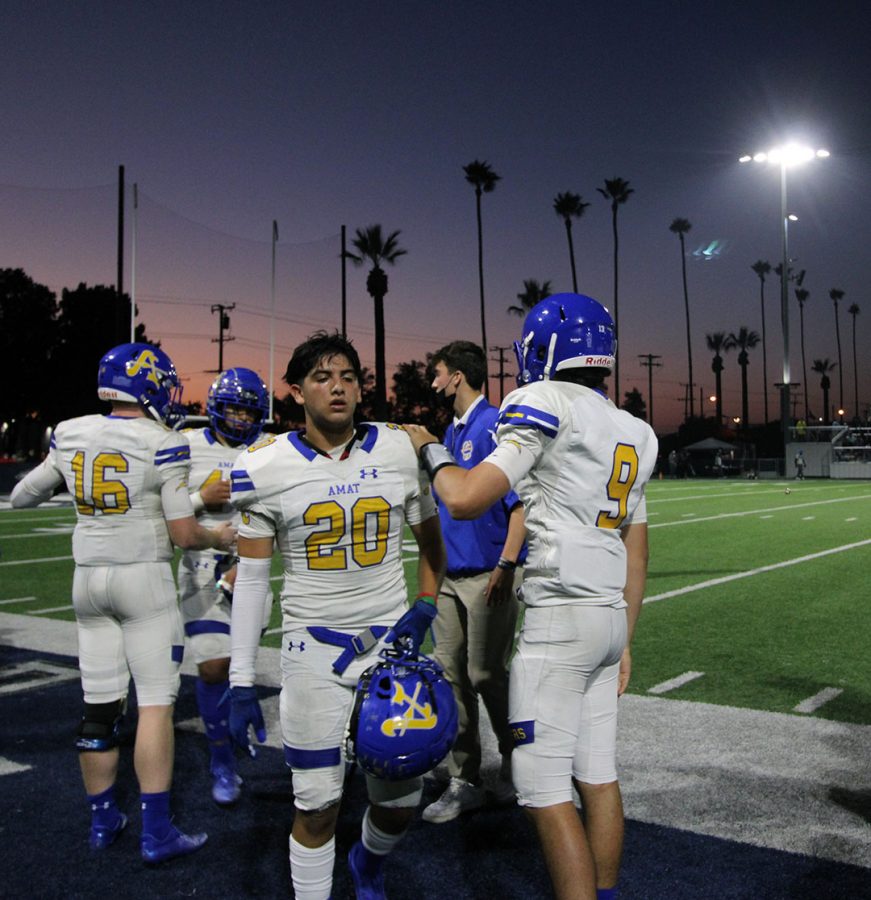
xmin=739 ymin=142 xmax=829 ymax=454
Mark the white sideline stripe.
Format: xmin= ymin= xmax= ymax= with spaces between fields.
xmin=0 ymin=661 xmax=80 ymax=696
xmin=0 ymin=555 xmax=74 ymax=567
xmin=28 ymin=604 xmax=73 ymax=615
xmin=650 ymin=493 xmax=871 ymax=528
xmin=0 ymin=530 xmax=75 ymax=540
xmin=0 ymin=757 xmax=32 ymax=776
xmin=760 ymin=515 xmax=773 ymax=519
xmin=0 ymin=596 xmax=36 ymax=605
xmin=264 ymin=626 xmax=282 ymax=636
xmin=794 ymin=687 xmax=843 ymax=714
xmin=846 ymin=517 xmax=858 ymax=522
xmin=649 ymin=485 xmax=844 ymax=503
xmin=644 ymin=538 xmax=871 ymax=604
xmin=648 ymin=671 xmax=705 ymax=694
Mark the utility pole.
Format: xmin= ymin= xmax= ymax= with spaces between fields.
xmin=116 ymin=164 xmax=125 ymax=344
xmin=638 ymin=353 xmax=662 ymax=430
xmin=490 ymin=346 xmax=513 ymax=402
xmin=679 ymin=383 xmax=691 ymax=422
xmin=210 ymin=302 xmax=236 ymax=372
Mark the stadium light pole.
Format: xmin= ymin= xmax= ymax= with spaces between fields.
xmin=739 ymin=144 xmax=829 ymax=457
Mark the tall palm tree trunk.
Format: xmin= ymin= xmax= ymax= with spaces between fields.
xmin=759 ymin=280 xmax=769 ymax=423
xmin=834 ymin=313 xmax=844 ymax=412
xmin=740 ymin=357 xmax=750 ymax=426
xmin=679 ymin=232 xmax=694 ymax=418
xmin=565 ymin=221 xmax=578 ymax=292
xmin=610 ymin=209 xmax=620 ymax=402
xmin=474 ymin=188 xmax=489 ymax=399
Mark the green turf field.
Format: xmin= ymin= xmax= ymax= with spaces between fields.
xmin=3 ymin=477 xmax=870 ymax=725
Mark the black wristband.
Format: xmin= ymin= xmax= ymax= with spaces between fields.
xmin=420 ymin=442 xmax=460 ymax=481
xmin=496 ymin=557 xmax=517 ymax=571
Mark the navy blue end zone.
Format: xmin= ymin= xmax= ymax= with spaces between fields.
xmin=1 ymin=644 xmax=868 ymax=899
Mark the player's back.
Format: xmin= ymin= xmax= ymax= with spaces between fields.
xmin=499 ymin=380 xmax=657 ymax=606
xmin=52 ymin=414 xmax=190 ymax=566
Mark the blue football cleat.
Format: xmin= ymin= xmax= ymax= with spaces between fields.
xmin=89 ymin=813 xmax=128 ymax=850
xmin=348 ymin=840 xmax=386 ymax=900
xmin=141 ymin=825 xmax=208 ymax=864
xmin=211 ymin=766 xmax=242 ymax=806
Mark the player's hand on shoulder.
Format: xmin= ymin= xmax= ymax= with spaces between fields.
xmin=401 ymin=424 xmax=438 ymax=454
xmin=200 ymin=478 xmax=231 ymax=508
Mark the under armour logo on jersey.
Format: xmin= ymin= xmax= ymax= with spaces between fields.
xmin=287 ymin=640 xmax=306 ymax=652
xmin=359 ymin=467 xmax=379 ymax=479
xmin=380 ymin=681 xmax=437 ymax=736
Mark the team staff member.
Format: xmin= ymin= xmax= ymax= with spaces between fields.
xmin=226 ymin=331 xmax=446 ymax=900
xmin=404 ymin=295 xmax=657 ymax=900
xmin=12 ymin=343 xmax=235 ymax=863
xmin=422 ymin=340 xmax=525 ymax=823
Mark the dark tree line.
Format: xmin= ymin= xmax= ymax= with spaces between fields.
xmin=0 ymin=267 xmax=153 ymax=456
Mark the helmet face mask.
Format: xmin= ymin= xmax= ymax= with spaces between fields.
xmin=345 ymin=649 xmax=458 ymax=781
xmin=97 ymin=343 xmax=184 ymax=426
xmin=207 ymin=368 xmax=269 ymax=445
xmin=513 ymin=293 xmax=616 ymax=386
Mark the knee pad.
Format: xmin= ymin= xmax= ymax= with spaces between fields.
xmin=365 ymin=774 xmax=423 ymax=809
xmin=76 ymin=699 xmax=126 ymax=752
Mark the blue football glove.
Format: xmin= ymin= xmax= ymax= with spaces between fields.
xmin=385 ymin=598 xmax=438 ymax=656
xmin=228 ymin=686 xmax=266 ymax=757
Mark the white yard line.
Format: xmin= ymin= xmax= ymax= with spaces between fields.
xmin=0 ymin=596 xmax=36 ymax=605
xmin=650 ymin=493 xmax=871 ymax=528
xmin=644 ymin=538 xmax=871 ymax=604
xmin=648 ymin=671 xmax=705 ymax=695
xmin=794 ymin=687 xmax=844 ymax=714
xmin=0 ymin=530 xmax=75 ymax=540
xmin=0 ymin=555 xmax=74 ymax=567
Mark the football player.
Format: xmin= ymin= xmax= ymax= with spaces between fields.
xmin=403 ymin=295 xmax=658 ymax=900
xmin=178 ymin=367 xmax=269 ymax=805
xmin=226 ymin=331 xmax=446 ymax=900
xmin=11 ymin=343 xmax=236 ymax=864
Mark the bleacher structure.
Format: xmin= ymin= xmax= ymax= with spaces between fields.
xmin=786 ymin=426 xmax=871 ymax=479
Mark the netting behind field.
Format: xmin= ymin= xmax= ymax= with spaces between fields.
xmin=1 ymin=181 xmax=343 ymax=405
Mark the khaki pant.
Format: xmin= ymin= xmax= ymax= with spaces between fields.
xmin=433 ymin=569 xmax=521 ymax=783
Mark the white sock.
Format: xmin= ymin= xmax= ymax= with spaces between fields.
xmin=361 ymin=806 xmax=406 ymax=856
xmin=289 ymin=834 xmax=334 ymax=900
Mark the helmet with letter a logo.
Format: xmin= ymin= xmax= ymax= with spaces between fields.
xmin=97 ymin=342 xmax=184 ymax=426
xmin=344 ymin=649 xmax=458 ymax=780
xmin=513 ymin=292 xmax=616 ymax=385
xmin=207 ymin=367 xmax=269 ymax=445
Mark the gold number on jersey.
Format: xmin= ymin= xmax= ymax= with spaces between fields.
xmin=596 ymin=443 xmax=639 ymax=529
xmin=304 ymin=497 xmax=391 ymax=570
xmin=70 ymin=450 xmax=131 ymax=516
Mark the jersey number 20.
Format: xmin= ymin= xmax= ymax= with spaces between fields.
xmin=304 ymin=498 xmax=390 ymax=570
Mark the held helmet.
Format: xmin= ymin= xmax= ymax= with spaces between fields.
xmin=97 ymin=343 xmax=184 ymax=426
xmin=206 ymin=367 xmax=269 ymax=444
xmin=513 ymin=292 xmax=616 ymax=385
xmin=345 ymin=649 xmax=459 ymax=780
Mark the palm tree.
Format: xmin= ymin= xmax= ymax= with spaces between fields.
xmin=345 ymin=225 xmax=407 ymax=419
xmin=553 ymin=192 xmax=590 ymax=292
xmin=464 ymin=159 xmax=501 ymax=398
xmin=751 ymin=260 xmax=772 ymax=423
xmin=848 ymin=303 xmax=861 ymax=420
xmin=670 ymin=218 xmax=694 ymax=418
xmin=811 ymin=358 xmax=837 ymax=422
xmin=725 ymin=326 xmax=760 ymax=427
xmin=795 ymin=288 xmax=810 ymax=419
xmin=706 ymin=332 xmax=728 ymax=424
xmin=829 ymin=288 xmax=845 ymax=412
xmin=597 ymin=177 xmax=634 ymax=403
xmin=508 ymin=279 xmax=553 ymax=317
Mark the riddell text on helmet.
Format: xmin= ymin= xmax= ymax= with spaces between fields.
xmin=585 ymin=356 xmax=612 ymax=366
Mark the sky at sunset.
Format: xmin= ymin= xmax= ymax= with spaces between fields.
xmin=3 ymin=1 xmax=870 ymax=432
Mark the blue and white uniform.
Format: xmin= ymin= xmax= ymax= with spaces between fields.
xmin=229 ymin=423 xmax=436 ymax=810
xmin=484 ymin=380 xmax=657 ymax=804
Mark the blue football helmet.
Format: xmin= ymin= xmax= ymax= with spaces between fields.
xmin=514 ymin=293 xmax=616 ymax=385
xmin=207 ymin=367 xmax=269 ymax=445
xmin=97 ymin=343 xmax=184 ymax=426
xmin=345 ymin=649 xmax=458 ymax=781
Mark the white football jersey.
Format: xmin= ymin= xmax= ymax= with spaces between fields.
xmin=183 ymin=427 xmax=243 ymax=568
xmin=42 ymin=414 xmax=193 ymax=565
xmin=230 ymin=423 xmax=436 ymax=630
xmin=489 ymin=381 xmax=658 ymax=607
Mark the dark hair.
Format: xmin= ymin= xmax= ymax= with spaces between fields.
xmin=284 ymin=331 xmax=363 ymax=386
xmin=431 ymin=340 xmax=487 ymax=391
xmin=552 ymin=367 xmax=610 ymax=391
